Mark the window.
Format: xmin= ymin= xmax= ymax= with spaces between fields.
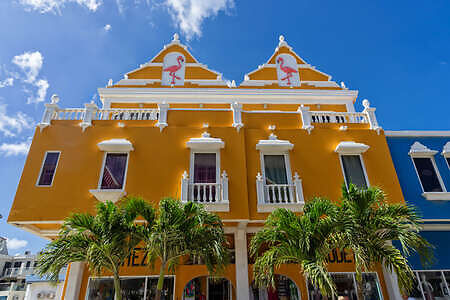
xmin=340 ymin=155 xmax=368 ymax=188
xmin=37 ymin=152 xmax=60 ymax=186
xmin=412 ymin=157 xmax=444 ymax=192
xmin=100 ymin=153 xmax=128 ymax=190
xmin=193 ymin=153 xmax=217 ymax=183
xmin=263 ymin=155 xmax=288 ymax=185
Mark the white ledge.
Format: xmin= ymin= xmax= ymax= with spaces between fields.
xmin=89 ymin=189 xmax=126 ymax=203
xmin=186 ymin=132 xmax=224 ymax=150
xmin=203 ymin=202 xmax=230 ymax=212
xmin=422 ymin=192 xmax=450 ymax=201
xmin=97 ymin=139 xmax=134 ymax=152
xmin=256 ymin=134 xmax=293 ymax=152
xmin=257 ymin=203 xmax=304 ymax=213
xmin=408 ymin=142 xmax=438 ymax=157
xmin=335 ymin=141 xmax=369 ymax=155
xmin=442 ymin=142 xmax=450 ymax=156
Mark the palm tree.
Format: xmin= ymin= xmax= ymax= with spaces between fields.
xmin=339 ymin=183 xmax=433 ymax=299
xmin=36 ymin=198 xmax=147 ymax=300
xmin=136 ymin=197 xmax=228 ymax=300
xmin=250 ymin=198 xmax=341 ymax=297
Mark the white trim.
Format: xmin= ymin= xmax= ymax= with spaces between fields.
xmin=36 ymin=151 xmax=61 ymax=187
xmin=442 ymin=142 xmax=450 ymax=157
xmin=98 ymin=87 xmax=358 ymax=104
xmin=186 ymin=132 xmax=225 ymax=151
xmin=334 ymin=141 xmax=369 ymax=155
xmin=256 ymin=134 xmax=294 ymax=152
xmin=8 ymin=220 xmax=64 ymax=224
xmin=257 ymin=203 xmax=303 ymax=212
xmin=421 ymin=223 xmax=450 ymax=231
xmin=408 ymin=141 xmax=438 ymax=157
xmin=89 ymin=189 xmax=127 ymax=203
xmin=339 ymin=154 xmax=370 ymax=188
xmin=410 ymin=155 xmax=446 ymax=194
xmin=97 ymin=139 xmax=134 ymax=152
xmin=259 ymin=152 xmax=293 ymax=186
xmin=422 ymin=192 xmax=450 ymax=201
xmin=385 ymin=131 xmax=450 ymax=137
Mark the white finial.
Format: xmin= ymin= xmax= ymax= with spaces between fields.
xmin=173 ymin=33 xmax=179 ymax=42
xmin=362 ymin=99 xmax=370 ymax=109
xmin=278 ymin=35 xmax=288 ymax=47
xmin=107 ymin=79 xmax=113 ymax=87
xmin=269 ymin=133 xmax=278 ymax=140
xmin=182 ymin=170 xmax=189 ymax=179
xmin=201 ymin=132 xmax=211 ymax=138
xmin=50 ymin=94 xmax=59 ymax=104
xmin=340 ymin=81 xmax=346 ymax=89
xmin=231 ymin=80 xmax=236 ymax=88
xmin=202 ymin=123 xmax=209 ymax=128
xmin=268 ymin=125 xmax=276 ymax=131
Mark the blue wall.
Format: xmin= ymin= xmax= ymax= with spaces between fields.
xmin=394 ymin=231 xmax=450 ymax=270
xmin=386 ymin=137 xmax=450 ymax=219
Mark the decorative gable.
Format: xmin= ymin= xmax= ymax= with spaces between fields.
xmin=110 ymin=34 xmax=229 ymax=88
xmin=240 ymin=35 xmax=342 ymax=90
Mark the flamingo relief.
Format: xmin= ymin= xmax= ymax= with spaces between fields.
xmin=163 ymin=55 xmax=185 ymax=84
xmin=277 ymin=56 xmax=298 ymax=86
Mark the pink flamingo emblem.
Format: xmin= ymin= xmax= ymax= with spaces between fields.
xmin=163 ymin=55 xmax=184 ymax=84
xmin=277 ymin=57 xmax=298 ymax=85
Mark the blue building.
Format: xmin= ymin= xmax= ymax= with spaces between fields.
xmin=386 ymin=131 xmax=450 ymax=300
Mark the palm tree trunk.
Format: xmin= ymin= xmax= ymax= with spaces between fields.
xmin=155 ymin=263 xmax=166 ymax=300
xmin=113 ymin=271 xmax=122 ymax=300
xmin=356 ymin=279 xmax=364 ymax=300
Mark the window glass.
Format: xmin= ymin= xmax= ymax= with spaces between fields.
xmin=417 ymin=271 xmax=448 ymax=299
xmin=87 ymin=278 xmax=114 ymax=300
xmin=251 ymin=275 xmax=299 ymax=300
xmin=120 ymin=278 xmax=145 ymax=300
xmin=38 ymin=152 xmax=60 ymax=186
xmin=413 ymin=158 xmax=443 ymax=192
xmin=193 ymin=153 xmax=216 ymax=183
xmin=101 ymin=153 xmax=128 ymax=189
xmin=360 ymin=273 xmax=383 ymax=300
xmin=341 ymin=155 xmax=367 ymax=188
xmin=264 ymin=155 xmax=288 ymax=185
xmin=308 ymin=273 xmax=357 ymax=300
xmin=147 ymin=277 xmax=174 ymax=300
xmin=443 ymin=271 xmax=450 ymax=298
xmin=446 ymin=157 xmax=450 ymax=169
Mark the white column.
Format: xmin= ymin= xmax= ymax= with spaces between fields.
xmin=231 ymin=102 xmax=243 ymax=132
xmin=234 ymin=223 xmax=249 ymax=300
xmin=80 ymin=102 xmax=98 ymax=132
xmin=382 ymin=264 xmax=402 ymax=300
xmin=156 ymin=102 xmax=169 ymax=132
xmin=64 ymin=262 xmax=85 ymax=300
xmin=362 ymin=99 xmax=381 ymax=132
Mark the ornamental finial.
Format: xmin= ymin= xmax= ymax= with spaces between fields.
xmin=173 ymin=33 xmax=179 ymax=42
xmin=362 ymin=99 xmax=370 ymax=109
xmin=278 ymin=35 xmax=288 ymax=47
xmin=50 ymin=94 xmax=59 ymax=104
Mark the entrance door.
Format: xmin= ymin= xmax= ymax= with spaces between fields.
xmin=208 ymin=278 xmax=230 ymax=300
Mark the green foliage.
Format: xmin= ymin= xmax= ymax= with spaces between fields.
xmin=137 ymin=197 xmax=229 ymax=275
xmin=250 ymin=184 xmax=434 ymax=297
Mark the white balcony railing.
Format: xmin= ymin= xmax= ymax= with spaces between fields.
xmin=38 ymin=95 xmax=170 ymax=132
xmin=256 ymin=172 xmax=305 ymax=212
xmin=298 ymin=99 xmax=381 ymax=133
xmin=2 ymin=267 xmax=35 ymax=278
xmin=180 ymin=171 xmax=229 ymax=212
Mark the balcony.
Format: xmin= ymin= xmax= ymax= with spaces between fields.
xmin=180 ymin=171 xmax=229 ymax=212
xmin=2 ymin=267 xmax=35 ymax=278
xmin=256 ymin=172 xmax=305 ymax=212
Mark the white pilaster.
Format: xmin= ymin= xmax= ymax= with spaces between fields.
xmin=382 ymin=263 xmax=402 ymax=300
xmin=64 ymin=262 xmax=85 ymax=300
xmin=234 ymin=223 xmax=249 ymax=300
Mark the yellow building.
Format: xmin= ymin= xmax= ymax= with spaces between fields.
xmin=9 ymin=34 xmax=405 ymax=300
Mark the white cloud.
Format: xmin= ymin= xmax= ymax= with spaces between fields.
xmin=165 ymin=0 xmax=234 ymax=39
xmin=0 ymin=141 xmax=31 ymax=156
xmin=0 ymin=78 xmax=14 ymax=88
xmin=12 ymin=51 xmax=43 ymax=84
xmin=19 ymin=0 xmax=102 ymax=14
xmin=6 ymin=238 xmax=28 ymax=250
xmin=0 ymin=104 xmax=34 ymax=137
xmin=11 ymin=51 xmax=49 ymax=103
xmin=104 ymin=24 xmax=112 ymax=31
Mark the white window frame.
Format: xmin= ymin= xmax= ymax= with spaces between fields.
xmin=97 ymin=152 xmax=130 ymax=191
xmin=443 ymin=142 xmax=450 ymax=170
xmin=410 ymin=155 xmax=446 ymax=193
xmin=338 ymin=154 xmax=370 ymax=188
xmin=36 ymin=151 xmax=61 ymax=187
xmin=189 ymin=149 xmax=221 ymax=184
xmin=260 ymin=151 xmax=293 ymax=186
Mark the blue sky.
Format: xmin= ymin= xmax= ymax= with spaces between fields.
xmin=0 ymin=0 xmax=449 ymax=255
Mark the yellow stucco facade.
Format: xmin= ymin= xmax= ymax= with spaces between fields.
xmin=8 ymin=35 xmax=404 ymax=300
